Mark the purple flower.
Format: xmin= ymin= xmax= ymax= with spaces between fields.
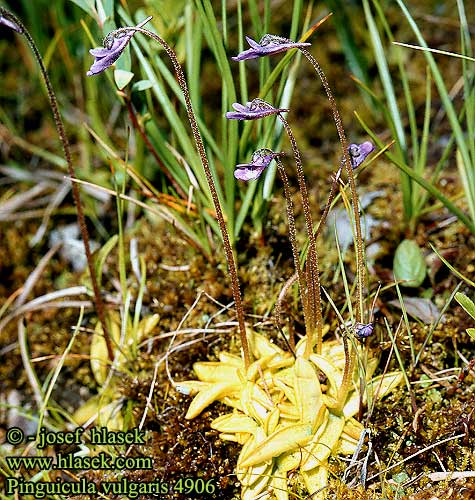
xmin=226 ymin=99 xmax=288 ymax=120
xmin=354 ymin=322 xmax=374 ymax=339
xmin=234 ymin=148 xmax=284 ymax=181
xmin=87 ymin=16 xmax=152 ymax=76
xmin=348 ymin=141 xmax=374 ymax=169
xmin=0 ymin=13 xmax=22 ymax=33
xmin=232 ymin=34 xmax=311 ymax=61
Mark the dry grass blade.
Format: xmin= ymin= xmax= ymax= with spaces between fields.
xmin=30 ymin=180 xmax=70 ymax=245
xmin=11 ymin=242 xmax=61 ymax=309
xmin=1 ymin=286 xmax=90 ymax=332
xmin=0 ymin=183 xmax=51 ymax=218
xmin=69 ymin=177 xmax=207 ymax=254
xmin=17 ymin=319 xmax=43 ymax=410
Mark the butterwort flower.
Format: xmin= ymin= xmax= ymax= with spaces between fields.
xmin=332 ymin=140 xmax=374 ymax=184
xmin=235 ymin=148 xmax=284 ymax=181
xmin=232 ymin=34 xmax=311 ymax=61
xmin=354 ymin=322 xmax=374 ymax=339
xmin=87 ymin=16 xmax=152 ymax=76
xmin=0 ymin=13 xmax=22 ymax=33
xmin=226 ymin=99 xmax=288 ymax=120
xmin=348 ymin=141 xmax=374 ymax=169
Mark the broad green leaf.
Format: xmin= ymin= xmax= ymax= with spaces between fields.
xmin=301 ymin=413 xmax=344 ymax=470
xmin=270 ymin=471 xmax=289 ymax=500
xmin=455 ymin=292 xmax=475 ymax=320
xmin=393 ymin=239 xmax=426 ymax=287
xmin=114 ymin=69 xmax=134 ymax=90
xmin=131 ymin=80 xmax=153 ymax=92
xmin=241 ymin=462 xmax=273 ymax=500
xmin=302 ymin=465 xmax=328 ymax=498
xmin=467 ymin=328 xmax=475 ymax=340
xmin=294 ymin=357 xmax=322 ymax=431
xmin=193 ymin=362 xmax=239 ymax=383
xmin=211 ymin=413 xmax=258 ymax=435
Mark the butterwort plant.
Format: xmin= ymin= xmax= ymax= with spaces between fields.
xmin=84 ymin=14 xmax=397 ymax=500
xmin=177 ymin=26 xmax=401 ymax=500
xmin=0 ymin=7 xmax=114 ymax=360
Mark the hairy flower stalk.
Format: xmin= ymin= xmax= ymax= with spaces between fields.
xmin=272 ymin=141 xmax=374 ymax=353
xmin=334 ymin=335 xmax=355 ymax=414
xmin=298 ymin=48 xmax=371 ymax=401
xmin=233 ymin=149 xmax=311 ymax=333
xmin=274 ymin=156 xmax=311 ymax=331
xmin=296 ymin=48 xmax=369 ymax=409
xmin=88 ymin=22 xmax=251 ymax=367
xmin=227 ymin=98 xmax=322 ymax=356
xmin=0 ymin=8 xmax=114 ymax=360
xmin=278 ymin=116 xmax=322 ymax=357
xmin=233 ymin=35 xmax=367 ymax=326
xmin=299 ymin=48 xmax=366 ymax=325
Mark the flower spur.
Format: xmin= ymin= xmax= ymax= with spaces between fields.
xmin=0 ymin=11 xmax=22 ymax=33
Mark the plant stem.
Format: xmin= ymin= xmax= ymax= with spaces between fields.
xmin=314 ymin=158 xmax=345 ymax=242
xmin=279 ymin=116 xmax=323 ymax=356
xmin=274 ymin=273 xmax=298 ymax=334
xmin=133 ymin=27 xmax=250 ymax=368
xmin=1 ymin=8 xmax=113 ymax=360
xmin=334 ymin=335 xmax=355 ymax=415
xmin=300 ymin=48 xmax=365 ymax=324
xmin=275 ymin=157 xmax=309 ymax=333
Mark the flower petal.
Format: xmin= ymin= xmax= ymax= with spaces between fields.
xmin=348 ymin=140 xmax=375 ymax=169
xmin=226 ymin=99 xmax=288 ymax=120
xmin=245 ymin=36 xmax=261 ymax=49
xmin=234 ymin=149 xmax=283 ymax=181
xmin=234 ymin=166 xmax=266 ymax=181
xmin=87 ymin=18 xmax=150 ymax=76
